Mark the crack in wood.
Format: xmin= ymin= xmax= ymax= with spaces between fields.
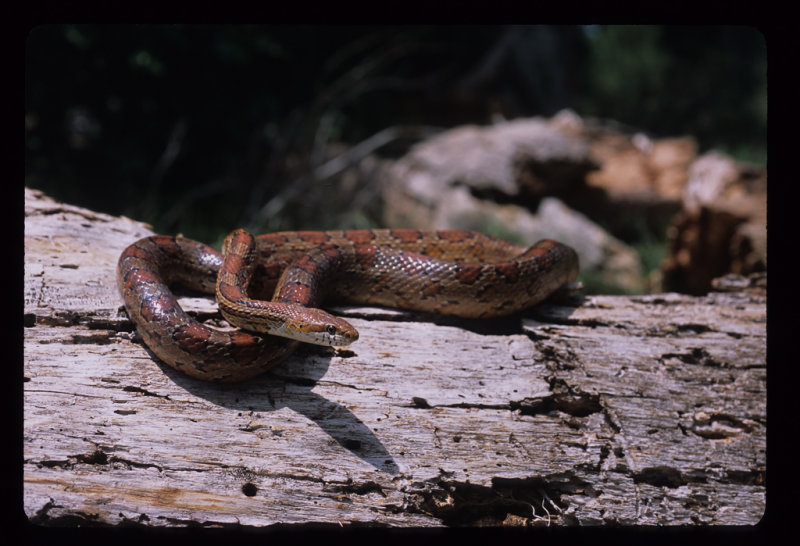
xmin=122 ymin=385 xmax=170 ymax=399
xmin=324 ymin=479 xmax=386 ymax=497
xmin=661 ymin=347 xmax=719 ymax=366
xmin=28 ymin=449 xmax=164 ymax=472
xmin=689 ymin=411 xmax=758 ymax=439
xmin=29 ymin=497 xmax=104 ymax=526
xmin=633 ymin=466 xmax=688 ymax=488
xmin=29 ymin=311 xmax=133 ymax=332
xmin=398 ymin=473 xmax=593 ymax=526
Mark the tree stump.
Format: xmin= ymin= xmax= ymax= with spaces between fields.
xmin=24 ymin=187 xmax=765 ymax=527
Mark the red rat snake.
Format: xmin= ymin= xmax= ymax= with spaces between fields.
xmin=117 ymin=229 xmax=579 ymax=381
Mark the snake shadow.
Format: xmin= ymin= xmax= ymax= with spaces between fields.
xmin=154 ymin=344 xmax=399 ymax=475
xmin=146 ymin=292 xmax=586 ymax=475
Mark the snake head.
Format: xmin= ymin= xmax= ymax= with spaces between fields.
xmin=267 ymin=304 xmax=359 ymax=347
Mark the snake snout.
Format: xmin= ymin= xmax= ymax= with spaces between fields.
xmin=321 ymin=317 xmax=359 ymax=346
xmin=282 ymin=306 xmax=359 ymax=347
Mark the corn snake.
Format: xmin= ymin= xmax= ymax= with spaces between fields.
xmin=117 ymin=229 xmax=579 ymax=381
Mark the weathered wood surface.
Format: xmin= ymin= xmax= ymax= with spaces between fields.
xmin=23 ymin=187 xmax=766 ymax=527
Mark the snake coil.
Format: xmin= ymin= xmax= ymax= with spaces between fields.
xmin=117 ymin=229 xmax=579 ymax=381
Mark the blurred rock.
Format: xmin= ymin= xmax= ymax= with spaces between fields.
xmin=550 ymin=109 xmax=694 ymax=234
xmin=661 ymin=152 xmax=766 ymax=295
xmin=376 ymin=110 xmax=764 ymax=296
xmin=381 ymin=117 xmax=596 ymax=223
xmin=379 ymin=117 xmax=643 ymax=293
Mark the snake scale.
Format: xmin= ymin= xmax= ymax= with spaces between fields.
xmin=117 ymin=228 xmax=579 ymax=381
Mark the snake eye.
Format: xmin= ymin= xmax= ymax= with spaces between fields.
xmin=326 ymin=325 xmax=337 ymax=336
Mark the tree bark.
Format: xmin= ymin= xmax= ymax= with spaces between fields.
xmin=23 ymin=187 xmax=765 ymax=527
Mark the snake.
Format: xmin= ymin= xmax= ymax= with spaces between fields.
xmin=117 ymin=228 xmax=579 ymax=382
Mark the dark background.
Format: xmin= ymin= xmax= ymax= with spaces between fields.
xmin=25 ymin=25 xmax=767 ymax=245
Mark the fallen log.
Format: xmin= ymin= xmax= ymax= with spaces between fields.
xmin=23 ymin=187 xmax=765 ymax=527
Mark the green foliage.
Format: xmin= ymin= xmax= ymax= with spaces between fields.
xmin=25 ymin=25 xmax=766 ymax=244
xmin=585 ymin=26 xmax=669 ymax=125
xmin=577 ymin=270 xmax=632 ymax=296
xmin=579 ymin=25 xmax=766 ymax=162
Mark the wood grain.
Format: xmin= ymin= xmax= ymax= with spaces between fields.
xmin=24 ymin=188 xmax=765 ymax=527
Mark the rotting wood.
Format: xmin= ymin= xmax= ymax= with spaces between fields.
xmin=24 ymin=187 xmax=765 ymax=527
